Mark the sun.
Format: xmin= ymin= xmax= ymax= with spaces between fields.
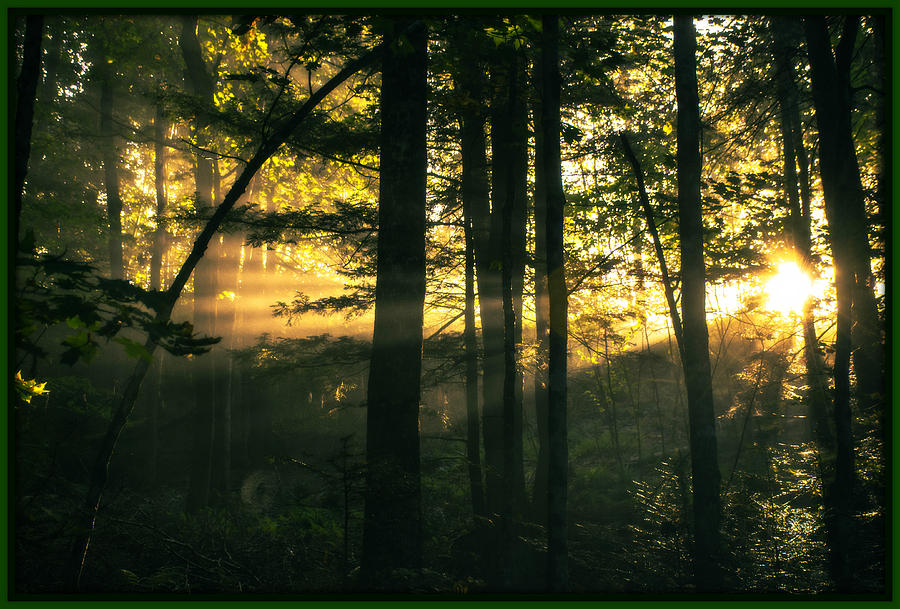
xmin=763 ymin=260 xmax=814 ymax=316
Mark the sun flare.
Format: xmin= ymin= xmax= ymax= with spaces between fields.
xmin=764 ymin=260 xmax=814 ymax=316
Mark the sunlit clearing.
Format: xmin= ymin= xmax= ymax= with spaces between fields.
xmin=764 ymin=261 xmax=813 ymax=316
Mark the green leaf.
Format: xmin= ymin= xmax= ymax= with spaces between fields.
xmin=113 ymin=336 xmax=153 ymax=363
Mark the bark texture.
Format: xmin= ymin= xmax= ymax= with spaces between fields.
xmin=181 ymin=15 xmax=220 ymax=513
xmin=541 ymin=14 xmax=569 ymax=593
xmin=14 ymin=14 xmax=43 ymax=242
xmin=803 ymin=14 xmax=884 ymax=590
xmin=360 ymin=18 xmax=428 ymax=588
xmin=673 ymin=14 xmax=723 ymax=591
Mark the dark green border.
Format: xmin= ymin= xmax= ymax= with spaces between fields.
xmin=3 ymin=2 xmax=895 ymax=607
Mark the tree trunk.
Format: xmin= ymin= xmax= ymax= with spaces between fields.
xmin=14 ymin=14 xmax=43 ymax=243
xmin=531 ymin=90 xmax=550 ymax=527
xmin=181 ymin=14 xmax=220 ymax=513
xmin=772 ymin=16 xmax=834 ymax=455
xmin=541 ymin=14 xmax=569 ymax=593
xmin=482 ymin=40 xmax=528 ymax=527
xmin=147 ymin=97 xmax=168 ymax=488
xmin=673 ymin=15 xmax=723 ymax=591
xmin=151 ymin=97 xmax=167 ymax=293
xmin=99 ymin=71 xmax=124 ymax=280
xmin=457 ymin=55 xmax=488 ymax=519
xmin=360 ymin=18 xmax=427 ymax=588
xmin=773 ymin=19 xmax=841 ymax=584
xmin=619 ymin=133 xmax=685 ymax=360
xmin=466 ymin=49 xmax=504 ymax=525
xmin=211 ymin=178 xmax=254 ymax=499
xmin=463 ymin=208 xmax=485 ymax=519
xmin=803 ymin=14 xmax=884 ymax=590
xmin=806 ymin=16 xmax=884 ymax=422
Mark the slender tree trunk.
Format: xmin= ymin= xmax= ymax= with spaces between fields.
xmin=542 ymin=14 xmax=568 ymax=592
xmin=14 ymin=14 xmax=43 ymax=243
xmin=772 ymin=17 xmax=834 ymax=461
xmin=619 ymin=133 xmax=685 ymax=359
xmin=468 ymin=57 xmax=505 ymax=525
xmin=507 ymin=51 xmax=529 ymax=516
xmin=212 ymin=178 xmax=254 ymax=499
xmin=147 ymin=97 xmax=168 ymax=488
xmin=99 ymin=72 xmax=124 ymax=280
xmin=360 ymin=18 xmax=427 ymax=588
xmin=532 ymin=95 xmax=550 ymax=526
xmin=483 ymin=40 xmax=529 ymax=524
xmin=632 ymin=213 xmax=645 ymax=293
xmin=458 ymin=65 xmax=488 ymax=519
xmin=673 ymin=15 xmax=723 ymax=591
xmin=151 ymin=98 xmax=167 ymax=293
xmin=483 ymin=50 xmax=509 ymax=522
xmin=803 ymin=14 xmax=884 ymax=590
xmin=809 ymin=14 xmax=884 ymax=419
xmin=180 ymin=15 xmax=221 ymax=512
xmin=463 ymin=210 xmax=485 ymax=519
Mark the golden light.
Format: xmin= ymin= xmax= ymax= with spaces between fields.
xmin=764 ymin=260 xmax=814 ymax=316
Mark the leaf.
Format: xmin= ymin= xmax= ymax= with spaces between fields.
xmin=15 ymin=370 xmax=49 ymax=404
xmin=113 ymin=336 xmax=153 ymax=363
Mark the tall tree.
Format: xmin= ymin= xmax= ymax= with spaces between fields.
xmin=772 ymin=15 xmax=840 ymax=588
xmin=360 ymin=18 xmax=428 ymax=588
xmin=803 ymin=14 xmax=884 ymax=590
xmin=619 ymin=133 xmax=685 ymax=359
xmin=478 ymin=29 xmax=528 ymax=532
xmin=541 ymin=13 xmax=569 ymax=592
xmin=147 ymin=94 xmax=169 ymax=487
xmin=531 ymin=78 xmax=550 ymax=526
xmin=453 ymin=26 xmax=489 ymax=519
xmin=180 ymin=15 xmax=221 ymax=512
xmin=150 ymin=95 xmax=168 ymax=294
xmin=673 ymin=14 xmax=723 ymax=591
xmin=13 ymin=14 xmax=43 ymax=243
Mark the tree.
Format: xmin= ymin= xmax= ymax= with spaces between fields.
xmin=673 ymin=14 xmax=723 ymax=591
xmin=771 ymin=15 xmax=840 ymax=588
xmin=452 ymin=21 xmax=489 ymax=520
xmin=802 ymin=14 xmax=885 ymax=590
xmin=473 ymin=31 xmax=528 ymax=528
xmin=180 ymin=14 xmax=221 ymax=512
xmin=13 ymin=14 xmax=43 ymax=243
xmin=359 ymin=17 xmax=428 ymax=588
xmin=540 ymin=13 xmax=569 ymax=592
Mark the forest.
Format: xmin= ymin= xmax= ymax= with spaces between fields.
xmin=11 ymin=11 xmax=888 ymax=597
